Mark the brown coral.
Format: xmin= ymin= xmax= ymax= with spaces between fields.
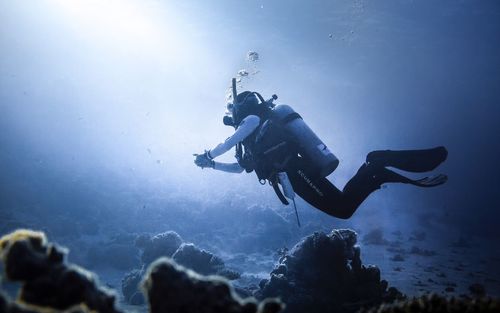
xmin=142 ymin=257 xmax=283 ymax=313
xmin=0 ymin=229 xmax=121 ymax=313
xmin=255 ymin=229 xmax=404 ymax=313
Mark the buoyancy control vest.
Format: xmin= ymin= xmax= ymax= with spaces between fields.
xmin=235 ymin=94 xmax=339 ymax=182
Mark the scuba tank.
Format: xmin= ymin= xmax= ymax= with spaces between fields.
xmin=271 ymin=105 xmax=339 ymax=178
xmin=227 ymin=78 xmax=339 ymax=178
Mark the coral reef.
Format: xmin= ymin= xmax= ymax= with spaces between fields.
xmin=121 ymin=269 xmax=145 ymax=305
xmin=0 ymin=229 xmax=280 ymax=313
xmin=255 ymin=229 xmax=404 ymax=313
xmin=142 ymin=257 xmax=283 ymax=313
xmin=123 ymin=231 xmax=240 ymax=305
xmin=135 ymin=231 xmax=183 ymax=265
xmin=172 ymin=243 xmax=240 ymax=279
xmin=0 ymin=229 xmax=121 ymax=313
xmin=2 ymin=228 xmax=499 ymax=313
xmin=359 ymin=294 xmax=499 ymax=313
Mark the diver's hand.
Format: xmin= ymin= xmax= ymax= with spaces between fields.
xmin=193 ymin=151 xmax=215 ymax=169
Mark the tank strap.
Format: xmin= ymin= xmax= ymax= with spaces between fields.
xmin=252 ymin=92 xmax=266 ymax=104
xmin=270 ymin=175 xmax=290 ymax=205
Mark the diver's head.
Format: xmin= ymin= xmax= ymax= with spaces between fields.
xmin=231 ymin=91 xmax=260 ymax=126
xmin=235 ymin=91 xmax=259 ymax=107
xmin=223 ymin=91 xmax=260 ymax=127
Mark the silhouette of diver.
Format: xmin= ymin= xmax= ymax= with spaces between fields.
xmin=195 ymin=79 xmax=447 ymax=220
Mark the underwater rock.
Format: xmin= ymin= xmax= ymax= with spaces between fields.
xmin=172 ymin=243 xmax=240 ymax=280
xmin=390 ymin=254 xmax=405 ymax=262
xmin=123 ymin=233 xmax=240 ymax=305
xmin=0 ymin=229 xmax=121 ymax=313
xmin=121 ymin=268 xmax=146 ymax=305
xmin=172 ymin=243 xmax=224 ymax=275
xmin=136 ymin=231 xmax=183 ymax=264
xmin=256 ymin=229 xmax=404 ymax=313
xmin=216 ymin=267 xmax=242 ymax=281
xmin=362 ymin=228 xmax=390 ymax=245
xmin=409 ymin=246 xmax=437 ymax=257
xmin=358 ymin=294 xmax=499 ymax=313
xmin=142 ymin=257 xmax=283 ymax=313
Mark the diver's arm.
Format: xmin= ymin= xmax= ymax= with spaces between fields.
xmin=213 ymin=162 xmax=245 ymax=173
xmin=208 ymin=115 xmax=260 ymax=159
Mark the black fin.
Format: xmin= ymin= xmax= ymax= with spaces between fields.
xmin=366 ymin=146 xmax=448 ymax=173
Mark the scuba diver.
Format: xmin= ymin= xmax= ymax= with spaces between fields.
xmin=194 ymin=79 xmax=448 ymax=223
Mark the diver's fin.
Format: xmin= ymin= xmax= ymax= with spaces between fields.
xmin=366 ymin=146 xmax=448 ymax=173
xmin=374 ymin=166 xmax=448 ymax=187
xmin=411 ymin=174 xmax=448 ymax=187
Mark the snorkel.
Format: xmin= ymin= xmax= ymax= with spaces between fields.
xmin=232 ymin=77 xmax=238 ymax=104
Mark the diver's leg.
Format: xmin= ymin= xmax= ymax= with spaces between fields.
xmin=315 ymin=163 xmax=420 ymax=218
xmin=287 ymin=168 xmax=355 ymax=219
xmin=288 ymin=161 xmax=447 ymax=219
xmin=366 ymin=146 xmax=448 ymax=172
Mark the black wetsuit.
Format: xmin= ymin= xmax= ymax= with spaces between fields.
xmin=285 ymin=157 xmax=364 ymax=219
xmin=282 ymin=147 xmax=448 ymax=219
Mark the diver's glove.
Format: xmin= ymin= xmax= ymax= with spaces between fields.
xmin=194 ymin=151 xmax=215 ymax=169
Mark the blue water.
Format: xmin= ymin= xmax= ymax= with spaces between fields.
xmin=1 ymin=0 xmax=499 ymax=302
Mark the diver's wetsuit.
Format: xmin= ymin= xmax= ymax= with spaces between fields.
xmin=207 ymin=114 xmax=447 ymax=219
xmin=284 ymin=156 xmax=366 ymax=219
xmin=282 ymin=156 xmax=395 ymax=219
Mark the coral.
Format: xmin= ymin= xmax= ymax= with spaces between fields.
xmin=136 ymin=231 xmax=183 ymax=264
xmin=172 ymin=243 xmax=240 ymax=279
xmin=123 ymin=232 xmax=240 ymax=305
xmin=255 ymin=229 xmax=404 ymax=313
xmin=172 ymin=243 xmax=224 ymax=275
xmin=121 ymin=268 xmax=146 ymax=305
xmin=142 ymin=257 xmax=283 ymax=313
xmin=362 ymin=228 xmax=390 ymax=245
xmin=390 ymin=254 xmax=405 ymax=262
xmin=0 ymin=229 xmax=121 ymax=313
xmin=359 ymin=294 xmax=499 ymax=313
